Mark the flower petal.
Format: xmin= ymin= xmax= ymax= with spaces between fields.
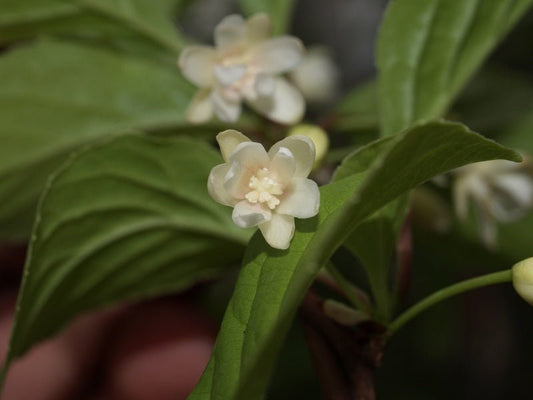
xmin=214 ymin=64 xmax=247 ymax=87
xmin=250 ymin=36 xmax=304 ymax=74
xmin=246 ymin=13 xmax=271 ymax=43
xmin=477 ymin=208 xmax=497 ymax=249
xmin=216 ymin=129 xmax=251 ymax=162
xmin=224 ymin=142 xmax=269 ymax=199
xmin=259 ymin=214 xmax=295 ymax=249
xmin=211 ymin=90 xmax=241 ymax=122
xmin=277 ymin=178 xmax=320 ymax=218
xmin=215 ymin=14 xmax=247 ymax=52
xmin=232 ymin=200 xmax=271 ymax=228
xmin=246 ymin=77 xmax=305 ymax=125
xmin=178 ymin=46 xmax=216 ymax=88
xmin=270 ymin=146 xmax=296 ymax=186
xmin=289 ymin=47 xmax=339 ymax=104
xmin=254 ymin=73 xmax=275 ymax=97
xmin=207 ymin=164 xmax=236 ymax=206
xmin=186 ymin=89 xmax=213 ymax=124
xmin=268 ymin=135 xmax=315 ymax=178
xmin=493 ymin=173 xmax=533 ymax=209
xmin=228 ymin=141 xmax=269 ymax=166
xmin=490 ymin=174 xmax=533 ymax=222
xmin=453 ymin=175 xmax=488 ymax=220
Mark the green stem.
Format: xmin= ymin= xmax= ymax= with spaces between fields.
xmin=326 ymin=263 xmax=372 ymax=314
xmin=388 ymin=269 xmax=512 ymax=335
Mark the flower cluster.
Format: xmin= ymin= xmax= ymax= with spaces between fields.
xmin=207 ymin=130 xmax=320 ymax=249
xmin=178 ymin=14 xmax=305 ymax=125
xmin=453 ymin=158 xmax=533 ymax=248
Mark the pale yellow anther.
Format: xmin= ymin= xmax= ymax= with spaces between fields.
xmin=245 ymin=168 xmax=283 ymax=210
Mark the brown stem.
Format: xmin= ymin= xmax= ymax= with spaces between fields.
xmin=302 ymin=321 xmax=351 ymax=400
xmin=300 ymin=291 xmax=387 ymax=400
xmin=395 ymin=214 xmax=413 ymax=304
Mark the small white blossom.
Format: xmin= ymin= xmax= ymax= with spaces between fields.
xmin=208 ymin=129 xmax=320 ymax=249
xmin=178 ymin=13 xmax=305 ymax=125
xmin=453 ymin=158 xmax=533 ymax=248
xmin=289 ymin=47 xmax=339 ymax=105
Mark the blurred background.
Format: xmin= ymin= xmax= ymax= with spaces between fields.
xmin=2 ymin=0 xmax=533 ymax=399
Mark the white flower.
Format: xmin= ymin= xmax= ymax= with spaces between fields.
xmin=178 ymin=13 xmax=305 ymax=125
xmin=453 ymin=158 xmax=533 ymax=248
xmin=208 ymin=129 xmax=320 ymax=249
xmin=289 ymin=47 xmax=339 ymax=105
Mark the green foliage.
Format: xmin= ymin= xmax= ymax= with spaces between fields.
xmin=333 ymin=136 xmax=393 ymax=180
xmin=377 ymin=0 xmax=533 ymax=135
xmin=1 ymin=0 xmax=531 ymax=397
xmin=1 ymin=135 xmax=250 ymax=377
xmin=0 ymin=0 xmax=185 ymax=51
xmin=188 ymin=121 xmax=519 ymax=399
xmin=237 ymin=0 xmax=295 ymax=34
xmin=0 ymin=39 xmax=194 ymax=239
xmin=364 ymin=0 xmax=533 ymax=324
xmin=333 ymin=134 xmax=402 ymax=322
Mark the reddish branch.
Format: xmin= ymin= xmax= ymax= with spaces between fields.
xmin=300 ymin=291 xmax=387 ymax=400
xmin=395 ymin=214 xmax=413 ymax=304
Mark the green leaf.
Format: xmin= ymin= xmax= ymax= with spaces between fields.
xmin=237 ymin=0 xmax=295 ymax=34
xmin=377 ymin=0 xmax=533 ymax=135
xmin=0 ymin=0 xmax=185 ymax=51
xmin=333 ymin=136 xmax=403 ymax=322
xmin=1 ymin=134 xmax=250 ymax=381
xmin=344 ymin=198 xmax=409 ymax=322
xmin=332 ymin=136 xmax=394 ymax=181
xmin=75 ymin=0 xmax=185 ymax=52
xmin=188 ymin=120 xmax=519 ymax=399
xmin=0 ymin=39 xmax=194 ymax=240
xmin=0 ymin=0 xmax=75 ymax=26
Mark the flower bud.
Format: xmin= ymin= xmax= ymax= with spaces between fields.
xmin=512 ymin=257 xmax=533 ymax=305
xmin=288 ymin=124 xmax=329 ymax=168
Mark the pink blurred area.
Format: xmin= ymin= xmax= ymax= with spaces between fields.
xmin=0 ymin=244 xmax=216 ymax=400
xmin=104 ymin=302 xmax=215 ymax=400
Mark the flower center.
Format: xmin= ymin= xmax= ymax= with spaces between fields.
xmin=245 ymin=167 xmax=283 ymax=210
xmin=215 ymin=54 xmax=260 ymax=100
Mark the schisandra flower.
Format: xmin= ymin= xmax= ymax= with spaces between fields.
xmin=208 ymin=129 xmax=320 ymax=249
xmin=178 ymin=13 xmax=305 ymax=125
xmin=453 ymin=158 xmax=533 ymax=248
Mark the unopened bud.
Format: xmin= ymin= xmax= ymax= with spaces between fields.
xmin=512 ymin=257 xmax=533 ymax=305
xmin=288 ymin=124 xmax=329 ymax=168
